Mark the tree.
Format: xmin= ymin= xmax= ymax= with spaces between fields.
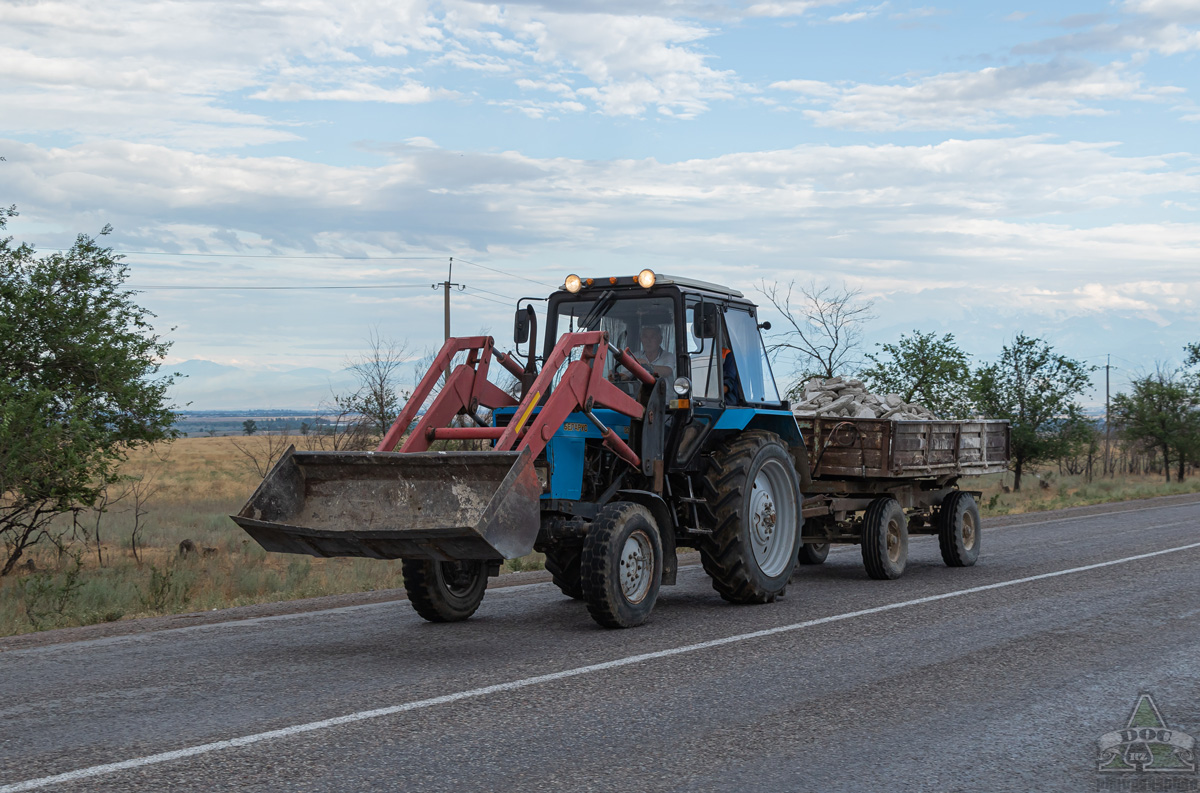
xmin=1185 ymin=342 xmax=1200 ymax=368
xmin=759 ymin=280 xmax=876 ymax=392
xmin=1051 ymin=406 xmax=1101 ymax=479
xmin=1112 ymin=368 xmax=1200 ymax=483
xmin=860 ymin=331 xmax=973 ymax=418
xmin=971 ymin=334 xmax=1093 ymax=491
xmin=0 ymin=207 xmax=176 ymax=575
xmin=334 ymin=328 xmax=411 ymax=438
xmin=241 ymin=419 xmax=258 ymax=435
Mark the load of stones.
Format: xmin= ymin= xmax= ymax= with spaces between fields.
xmin=790 ymin=376 xmax=937 ymax=421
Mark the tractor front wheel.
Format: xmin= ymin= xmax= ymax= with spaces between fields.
xmin=581 ymin=502 xmax=663 ymax=628
xmin=402 ymin=559 xmax=488 ymax=622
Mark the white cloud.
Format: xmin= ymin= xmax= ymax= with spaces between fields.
xmin=8 ymin=135 xmax=1198 ymax=269
xmin=891 ymin=6 xmax=943 ymax=20
xmin=0 ymin=0 xmax=450 ymax=146
xmin=1124 ymin=0 xmax=1200 ymax=24
xmin=457 ymin=8 xmax=745 ymax=119
xmin=7 ymin=133 xmax=1198 ymax=373
xmin=773 ymin=59 xmax=1179 ymax=130
xmin=745 ymin=0 xmax=852 ymax=19
xmin=828 ymin=3 xmax=888 ymax=23
xmin=251 ymin=82 xmax=451 ymax=104
xmin=1015 ymin=4 xmax=1200 ymax=56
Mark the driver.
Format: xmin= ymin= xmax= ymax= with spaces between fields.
xmin=635 ymin=325 xmax=675 ymax=380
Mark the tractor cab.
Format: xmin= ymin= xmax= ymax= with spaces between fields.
xmin=523 ymin=270 xmax=801 ymax=478
xmin=538 ymin=270 xmax=783 ymax=407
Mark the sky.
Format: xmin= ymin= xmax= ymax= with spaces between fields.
xmin=2 ymin=0 xmax=1199 ymax=409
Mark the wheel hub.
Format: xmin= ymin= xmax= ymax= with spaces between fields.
xmin=886 ymin=520 xmax=902 ymax=563
xmin=748 ymin=459 xmax=797 ymax=579
xmin=619 ymin=530 xmax=653 ymax=604
xmin=440 ymin=561 xmax=481 ymax=597
xmin=961 ymin=511 xmax=977 ymax=550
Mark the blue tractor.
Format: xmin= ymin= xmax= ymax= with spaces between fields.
xmin=234 ymin=270 xmax=811 ymax=628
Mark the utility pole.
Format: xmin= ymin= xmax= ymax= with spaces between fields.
xmin=433 ymin=258 xmax=464 ymax=341
xmin=1104 ymin=354 xmax=1112 ymax=477
xmin=432 ymin=258 xmax=464 ymax=384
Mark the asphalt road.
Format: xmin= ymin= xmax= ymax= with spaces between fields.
xmin=3 ymin=496 xmax=1200 ymax=793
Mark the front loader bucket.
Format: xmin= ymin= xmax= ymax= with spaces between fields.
xmin=231 ymin=447 xmax=541 ymax=561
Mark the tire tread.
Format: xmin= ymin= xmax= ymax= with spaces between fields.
xmin=699 ymin=431 xmax=801 ymax=604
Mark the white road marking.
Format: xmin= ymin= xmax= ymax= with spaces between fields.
xmin=5 ymin=539 xmax=1200 ymax=793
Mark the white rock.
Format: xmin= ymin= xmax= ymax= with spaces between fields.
xmin=791 ymin=377 xmax=939 ymax=421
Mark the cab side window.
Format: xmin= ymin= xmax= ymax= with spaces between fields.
xmin=685 ymin=301 xmax=722 ymax=400
xmin=723 ymin=307 xmax=782 ymax=405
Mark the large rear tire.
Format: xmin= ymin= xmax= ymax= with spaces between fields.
xmin=543 ymin=545 xmax=585 ymax=600
xmin=860 ymin=498 xmax=907 ymax=580
xmin=938 ymin=492 xmax=981 ymax=567
xmin=402 ymin=559 xmax=488 ymax=622
xmin=581 ymin=502 xmax=662 ymax=629
xmin=700 ymin=431 xmax=802 ymax=604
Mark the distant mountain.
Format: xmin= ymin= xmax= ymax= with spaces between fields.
xmin=167 ymin=360 xmax=361 ymax=410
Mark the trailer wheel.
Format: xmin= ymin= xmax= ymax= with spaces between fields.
xmin=700 ymin=431 xmax=802 ymax=604
xmin=938 ymin=492 xmax=981 ymax=567
xmin=860 ymin=498 xmax=908 ymax=580
xmin=401 ymin=559 xmax=488 ymax=622
xmin=798 ymin=542 xmax=830 ymax=565
xmin=581 ymin=502 xmax=662 ymax=628
xmin=543 ymin=545 xmax=585 ymax=600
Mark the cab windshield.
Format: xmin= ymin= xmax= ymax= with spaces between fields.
xmin=550 ymin=296 xmax=677 ymax=381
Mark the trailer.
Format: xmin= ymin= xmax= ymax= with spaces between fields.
xmin=793 ymin=417 xmax=1010 ymax=579
xmin=232 ymin=270 xmax=1010 ymax=629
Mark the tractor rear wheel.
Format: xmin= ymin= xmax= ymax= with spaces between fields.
xmin=543 ymin=545 xmax=585 ymax=600
xmin=860 ymin=498 xmax=908 ymax=580
xmin=581 ymin=502 xmax=663 ymax=628
xmin=798 ymin=542 xmax=830 ymax=565
xmin=700 ymin=431 xmax=802 ymax=604
xmin=402 ymin=559 xmax=488 ymax=622
xmin=938 ymin=491 xmax=981 ymax=567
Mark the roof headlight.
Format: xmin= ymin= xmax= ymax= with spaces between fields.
xmin=564 ymin=274 xmax=583 ymax=293
xmin=637 ymin=269 xmax=656 ymax=289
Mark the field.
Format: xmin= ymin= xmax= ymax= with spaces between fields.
xmin=2 ymin=435 xmax=1197 ymax=637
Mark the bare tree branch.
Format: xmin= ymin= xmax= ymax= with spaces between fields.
xmin=758 ymin=279 xmax=876 ymax=389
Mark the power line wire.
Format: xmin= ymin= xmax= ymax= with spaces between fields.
xmin=462 ymin=283 xmax=522 ymax=304
xmin=128 ymin=283 xmax=431 ymax=291
xmin=36 ymin=247 xmax=560 ymax=292
xmin=35 ymin=248 xmax=448 ymax=261
xmin=454 ymin=257 xmax=557 ymax=289
xmin=458 ymin=288 xmax=518 ymax=308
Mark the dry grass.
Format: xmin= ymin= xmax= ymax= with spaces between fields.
xmin=0 ymin=436 xmax=543 ymax=636
xmin=3 ymin=436 xmax=1196 ymax=636
xmin=964 ymin=469 xmax=1200 ymax=517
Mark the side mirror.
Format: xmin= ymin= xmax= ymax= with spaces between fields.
xmin=514 ymin=306 xmax=533 ymax=344
xmin=758 ymin=320 xmax=771 ymax=331
xmin=692 ymin=303 xmax=720 ymax=339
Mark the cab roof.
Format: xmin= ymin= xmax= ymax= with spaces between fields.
xmin=557 ymin=274 xmax=744 ymax=299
